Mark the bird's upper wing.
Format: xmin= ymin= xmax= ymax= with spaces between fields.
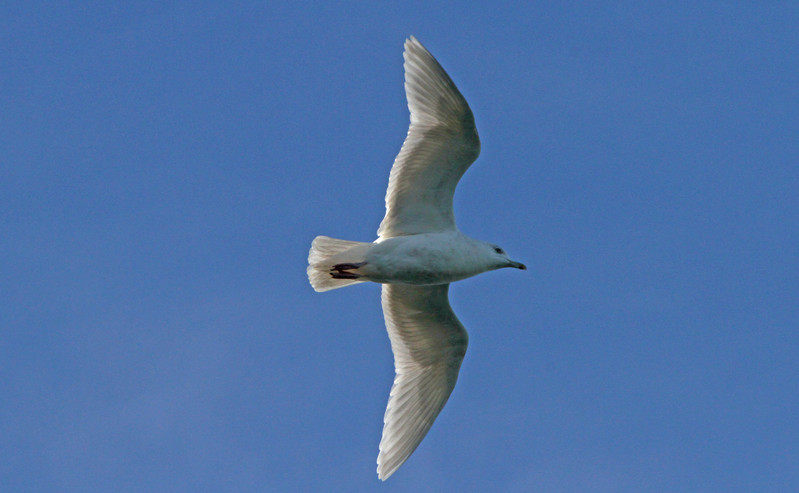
xmin=377 ymin=283 xmax=468 ymax=480
xmin=377 ymin=36 xmax=480 ymax=238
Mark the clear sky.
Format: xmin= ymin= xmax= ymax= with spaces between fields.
xmin=3 ymin=2 xmax=798 ymax=492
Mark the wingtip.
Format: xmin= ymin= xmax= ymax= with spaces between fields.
xmin=404 ymin=35 xmax=423 ymax=54
xmin=376 ymin=460 xmax=396 ymax=481
xmin=376 ymin=446 xmax=393 ymax=481
xmin=376 ymin=459 xmax=386 ymax=481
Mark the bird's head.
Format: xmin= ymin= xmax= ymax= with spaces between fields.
xmin=487 ymin=243 xmax=526 ymax=271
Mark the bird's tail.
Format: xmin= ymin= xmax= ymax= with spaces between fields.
xmin=307 ymin=236 xmax=372 ymax=292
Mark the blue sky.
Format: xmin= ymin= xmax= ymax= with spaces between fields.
xmin=3 ymin=2 xmax=798 ymax=491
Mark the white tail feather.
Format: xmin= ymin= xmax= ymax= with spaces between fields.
xmin=307 ymin=236 xmax=372 ymax=292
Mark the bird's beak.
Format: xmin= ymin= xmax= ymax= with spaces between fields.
xmin=509 ymin=260 xmax=527 ymax=270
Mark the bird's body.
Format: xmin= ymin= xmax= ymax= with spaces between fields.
xmin=307 ymin=36 xmax=525 ymax=480
xmin=312 ymin=231 xmax=517 ymax=287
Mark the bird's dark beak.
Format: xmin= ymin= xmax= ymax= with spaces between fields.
xmin=509 ymin=260 xmax=527 ymax=270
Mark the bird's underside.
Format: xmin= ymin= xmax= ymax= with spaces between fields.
xmin=306 ymin=36 xmax=524 ymax=481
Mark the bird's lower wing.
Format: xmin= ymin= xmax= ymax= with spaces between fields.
xmin=377 ymin=283 xmax=468 ymax=480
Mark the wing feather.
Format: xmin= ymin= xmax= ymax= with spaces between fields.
xmin=376 ymin=284 xmax=468 ymax=480
xmin=377 ymin=36 xmax=480 ymax=238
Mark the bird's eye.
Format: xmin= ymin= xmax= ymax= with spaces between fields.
xmin=494 ymin=247 xmax=505 ymax=254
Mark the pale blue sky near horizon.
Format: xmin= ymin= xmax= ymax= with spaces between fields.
xmin=3 ymin=2 xmax=798 ymax=492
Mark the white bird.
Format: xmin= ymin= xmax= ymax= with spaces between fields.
xmin=307 ymin=36 xmax=526 ymax=480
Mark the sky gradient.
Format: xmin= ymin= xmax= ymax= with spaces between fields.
xmin=3 ymin=2 xmax=798 ymax=491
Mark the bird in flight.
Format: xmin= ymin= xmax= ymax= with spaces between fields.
xmin=307 ymin=36 xmax=526 ymax=480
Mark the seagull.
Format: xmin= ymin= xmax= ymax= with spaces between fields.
xmin=307 ymin=36 xmax=526 ymax=480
